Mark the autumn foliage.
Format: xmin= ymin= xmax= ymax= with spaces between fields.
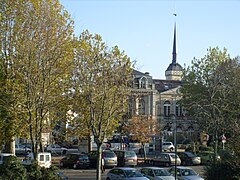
xmin=124 ymin=115 xmax=159 ymax=144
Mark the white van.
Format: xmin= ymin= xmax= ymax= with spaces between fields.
xmin=22 ymin=152 xmax=51 ymax=168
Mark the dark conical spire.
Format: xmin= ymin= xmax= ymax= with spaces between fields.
xmin=172 ymin=22 xmax=177 ymax=64
xmin=165 ymin=14 xmax=183 ymax=81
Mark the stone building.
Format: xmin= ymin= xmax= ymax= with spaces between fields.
xmin=129 ymin=22 xmax=199 ymax=147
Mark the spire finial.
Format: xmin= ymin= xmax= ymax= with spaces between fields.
xmin=172 ymin=13 xmax=177 ymax=64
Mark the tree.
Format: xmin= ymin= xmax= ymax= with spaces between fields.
xmin=0 ymin=0 xmax=75 ymax=155
xmin=180 ymin=47 xmax=239 ymax=163
xmin=71 ymin=30 xmax=133 ymax=180
xmin=124 ymin=115 xmax=159 ymax=160
xmin=0 ymin=0 xmax=29 ymax=153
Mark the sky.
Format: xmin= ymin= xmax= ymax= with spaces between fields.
xmin=60 ymin=0 xmax=240 ymax=79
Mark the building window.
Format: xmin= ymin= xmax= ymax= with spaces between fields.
xmin=176 ymin=102 xmax=183 ymax=117
xmin=156 ymin=103 xmax=161 ymax=116
xmin=138 ymin=99 xmax=145 ymax=115
xmin=140 ymin=77 xmax=147 ymax=89
xmin=164 ymin=101 xmax=171 ymax=117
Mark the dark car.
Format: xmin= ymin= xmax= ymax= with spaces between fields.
xmin=114 ymin=150 xmax=137 ymax=167
xmin=60 ymin=153 xmax=90 ymax=169
xmin=177 ymin=152 xmax=201 ymax=166
xmin=197 ymin=151 xmax=220 ymax=165
xmin=88 ymin=150 xmax=117 ymax=168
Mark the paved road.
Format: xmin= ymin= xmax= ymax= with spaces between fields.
xmin=60 ymin=165 xmax=205 ymax=180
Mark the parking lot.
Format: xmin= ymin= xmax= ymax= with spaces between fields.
xmin=58 ymin=164 xmax=205 ymax=180
xmin=52 ymin=155 xmax=205 ymax=180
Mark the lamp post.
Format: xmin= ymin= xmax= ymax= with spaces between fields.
xmin=171 ymin=114 xmax=177 ymax=180
xmin=174 ymin=118 xmax=177 ymax=180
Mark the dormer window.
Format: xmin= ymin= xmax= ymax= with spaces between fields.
xmin=139 ymin=77 xmax=147 ymax=89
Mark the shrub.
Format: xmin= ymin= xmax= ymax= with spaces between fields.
xmin=204 ymin=157 xmax=240 ymax=180
xmin=41 ymin=166 xmax=61 ymax=180
xmin=0 ymin=155 xmax=27 ymax=180
xmin=198 ymin=145 xmax=213 ymax=152
xmin=27 ymin=161 xmax=61 ymax=180
xmin=27 ymin=161 xmax=43 ymax=180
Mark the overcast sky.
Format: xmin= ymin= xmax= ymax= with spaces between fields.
xmin=60 ymin=0 xmax=240 ymax=79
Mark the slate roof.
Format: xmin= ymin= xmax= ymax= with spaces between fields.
xmin=153 ymin=79 xmax=182 ymax=93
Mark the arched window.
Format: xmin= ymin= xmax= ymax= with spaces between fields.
xmin=164 ymin=101 xmax=171 ymax=117
xmin=156 ymin=103 xmax=161 ymax=116
xmin=138 ymin=99 xmax=145 ymax=115
xmin=175 ymin=102 xmax=183 ymax=117
xmin=187 ymin=126 xmax=194 ymax=132
xmin=176 ymin=125 xmax=183 ymax=132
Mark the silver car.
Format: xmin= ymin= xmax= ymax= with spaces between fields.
xmin=15 ymin=144 xmax=31 ymax=155
xmin=46 ymin=144 xmax=68 ymax=155
xmin=107 ymin=167 xmax=150 ymax=180
xmin=140 ymin=167 xmax=176 ymax=180
xmin=169 ymin=166 xmax=204 ymax=180
xmin=153 ymin=153 xmax=181 ymax=167
xmin=103 ymin=150 xmax=118 ymax=168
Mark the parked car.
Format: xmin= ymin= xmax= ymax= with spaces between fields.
xmin=60 ymin=153 xmax=90 ymax=169
xmin=46 ymin=144 xmax=68 ymax=155
xmin=140 ymin=167 xmax=176 ymax=180
xmin=88 ymin=150 xmax=117 ymax=168
xmin=107 ymin=167 xmax=150 ymax=180
xmin=152 ymin=153 xmax=181 ymax=167
xmin=177 ymin=152 xmax=201 ymax=165
xmin=197 ymin=151 xmax=220 ymax=165
xmin=22 ymin=152 xmax=52 ymax=168
xmin=15 ymin=144 xmax=32 ymax=155
xmin=0 ymin=153 xmax=16 ymax=165
xmin=169 ymin=166 xmax=204 ymax=180
xmin=114 ymin=150 xmax=137 ymax=167
xmin=162 ymin=142 xmax=175 ymax=152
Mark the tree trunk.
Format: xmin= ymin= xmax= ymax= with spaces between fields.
xmin=96 ymin=143 xmax=103 ymax=180
xmin=5 ymin=138 xmax=15 ymax=155
xmin=142 ymin=143 xmax=147 ymax=161
xmin=213 ymin=132 xmax=218 ymax=166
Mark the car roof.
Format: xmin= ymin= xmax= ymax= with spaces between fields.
xmin=103 ymin=150 xmax=115 ymax=153
xmin=178 ymin=151 xmax=193 ymax=154
xmin=69 ymin=153 xmax=87 ymax=155
xmin=0 ymin=153 xmax=14 ymax=156
xmin=160 ymin=152 xmax=176 ymax=155
xmin=141 ymin=167 xmax=166 ymax=170
xmin=175 ymin=166 xmax=192 ymax=169
xmin=112 ymin=167 xmax=138 ymax=170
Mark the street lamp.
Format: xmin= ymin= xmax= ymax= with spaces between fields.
xmin=171 ymin=114 xmax=177 ymax=180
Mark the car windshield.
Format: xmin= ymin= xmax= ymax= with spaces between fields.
xmin=154 ymin=169 xmax=171 ymax=176
xmin=163 ymin=143 xmax=171 ymax=145
xmin=185 ymin=152 xmax=195 ymax=157
xmin=104 ymin=152 xmax=116 ymax=158
xmin=125 ymin=170 xmax=143 ymax=177
xmin=2 ymin=156 xmax=12 ymax=161
xmin=170 ymin=154 xmax=177 ymax=158
xmin=53 ymin=144 xmax=61 ymax=148
xmin=125 ymin=151 xmax=136 ymax=157
xmin=181 ymin=169 xmax=198 ymax=176
xmin=79 ymin=155 xmax=89 ymax=160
